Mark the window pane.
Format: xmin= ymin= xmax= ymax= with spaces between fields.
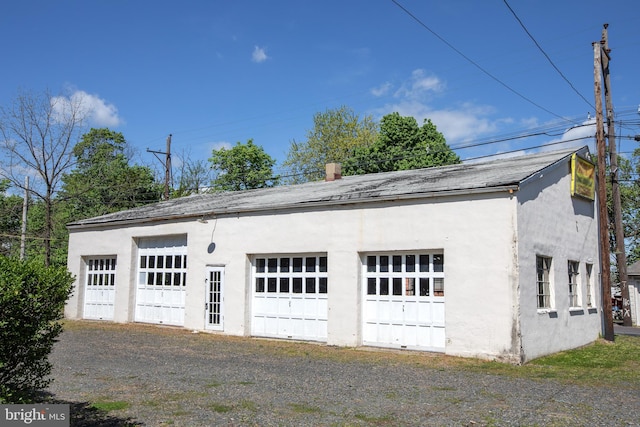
xmin=89 ymin=259 xmax=95 ymax=270
xmin=419 ymin=255 xmax=429 ymax=272
xmin=393 ymin=256 xmax=402 ymax=272
xmin=319 ymin=278 xmax=327 ymax=294
xmin=367 ymin=256 xmax=377 ymax=273
xmin=279 ymin=278 xmax=289 ymax=293
xmin=293 ymin=278 xmax=303 ymax=293
xmin=147 ymin=272 xmax=154 ymax=285
xmin=155 ymin=272 xmax=163 ymax=285
xmin=165 ymin=255 xmax=173 ymax=269
xmin=110 ymin=274 xmax=115 ymax=286
xmin=405 ymin=278 xmax=415 ymax=296
xmin=419 ymin=278 xmax=429 ymax=296
xmin=148 ymin=256 xmax=155 ymax=268
xmin=164 ymin=273 xmax=171 ymax=286
xmin=256 ymin=258 xmax=265 ymax=273
xmin=280 ymin=258 xmax=290 ymax=272
xmin=380 ymin=256 xmax=389 ymax=272
xmin=306 ymin=257 xmax=316 ymax=272
xmin=255 ymin=278 xmax=265 ymax=292
xmin=293 ymin=258 xmax=303 ymax=272
xmin=434 ymin=278 xmax=444 ymax=296
xmin=174 ymin=272 xmax=181 ymax=286
xmin=182 ymin=272 xmax=186 ymax=286
xmin=319 ymin=256 xmax=327 ymax=272
xmin=380 ymin=278 xmax=389 ymax=295
xmin=393 ymin=278 xmax=402 ymax=295
xmin=406 ymin=255 xmax=415 ymax=272
xmin=433 ymin=254 xmax=444 ymax=272
xmin=268 ymin=258 xmax=277 ymax=273
xmin=157 ymin=256 xmax=164 ymax=269
xmin=367 ymin=278 xmax=377 ymax=295
xmin=306 ymin=277 xmax=316 ymax=293
xmin=267 ymin=278 xmax=277 ymax=292
xmin=183 ymin=256 xmax=187 ymax=268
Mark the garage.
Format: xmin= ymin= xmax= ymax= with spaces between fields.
xmin=251 ymin=255 xmax=328 ymax=342
xmin=362 ymin=252 xmax=445 ymax=351
xmin=135 ymin=236 xmax=188 ymax=326
xmin=83 ymin=257 xmax=116 ymax=320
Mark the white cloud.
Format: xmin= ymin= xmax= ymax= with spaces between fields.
xmin=51 ymin=90 xmax=123 ymax=127
xmin=371 ymin=82 xmax=392 ymax=97
xmin=209 ymin=141 xmax=233 ymax=153
xmin=394 ymin=69 xmax=445 ymax=100
xmin=252 ymin=46 xmax=268 ymax=63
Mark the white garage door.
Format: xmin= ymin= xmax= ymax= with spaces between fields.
xmin=83 ymin=257 xmax=116 ymax=320
xmin=251 ymin=255 xmax=328 ymax=342
xmin=362 ymin=253 xmax=445 ymax=352
xmin=135 ymin=236 xmax=188 ymax=326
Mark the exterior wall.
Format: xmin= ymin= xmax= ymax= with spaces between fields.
xmin=516 ymin=160 xmax=601 ymax=362
xmin=629 ymin=277 xmax=640 ymax=326
xmin=66 ymin=191 xmax=521 ymax=360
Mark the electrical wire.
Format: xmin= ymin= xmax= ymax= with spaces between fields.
xmin=389 ymin=0 xmax=578 ymax=125
xmin=502 ymin=0 xmax=595 ymax=110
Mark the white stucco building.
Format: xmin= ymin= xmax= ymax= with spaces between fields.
xmin=627 ymin=261 xmax=640 ymax=326
xmin=65 ymin=147 xmax=602 ymax=363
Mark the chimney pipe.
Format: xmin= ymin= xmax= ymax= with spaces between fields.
xmin=325 ymin=163 xmax=342 ymax=181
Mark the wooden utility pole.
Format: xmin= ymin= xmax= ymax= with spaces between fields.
xmin=147 ymin=134 xmax=172 ymax=200
xmin=19 ymin=176 xmax=28 ymax=260
xmin=601 ymin=24 xmax=632 ymax=327
xmin=593 ymin=38 xmax=614 ymax=341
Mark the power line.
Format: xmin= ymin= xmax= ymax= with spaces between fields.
xmin=502 ymin=0 xmax=595 ymax=110
xmin=390 ymin=0 xmax=578 ymax=125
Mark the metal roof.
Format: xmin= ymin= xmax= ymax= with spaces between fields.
xmin=68 ymin=147 xmax=585 ymax=228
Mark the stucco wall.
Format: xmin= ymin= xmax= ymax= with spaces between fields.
xmin=516 ymin=160 xmax=601 ymax=362
xmin=67 ymin=190 xmax=522 ymax=360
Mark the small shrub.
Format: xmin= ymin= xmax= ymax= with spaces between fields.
xmin=0 ymin=256 xmax=74 ymax=403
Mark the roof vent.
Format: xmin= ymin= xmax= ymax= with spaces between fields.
xmin=325 ymin=163 xmax=342 ymax=181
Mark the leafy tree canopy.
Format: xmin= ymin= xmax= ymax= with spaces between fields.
xmin=343 ymin=112 xmax=460 ymax=174
xmin=282 ymin=106 xmax=378 ymax=183
xmin=209 ymin=139 xmax=278 ymax=191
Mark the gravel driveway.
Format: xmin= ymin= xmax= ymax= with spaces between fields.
xmin=46 ymin=321 xmax=639 ymax=426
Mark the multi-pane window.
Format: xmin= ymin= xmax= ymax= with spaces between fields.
xmin=568 ymin=261 xmax=580 ymax=308
xmin=138 ymin=253 xmax=187 ymax=287
xmin=87 ymin=257 xmax=116 ymax=287
xmin=254 ymin=256 xmax=328 ymax=295
xmin=585 ymin=263 xmax=594 ymax=308
xmin=536 ymin=256 xmax=552 ymax=309
xmin=365 ymin=253 xmax=444 ymax=298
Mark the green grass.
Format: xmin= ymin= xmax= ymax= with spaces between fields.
xmin=289 ymin=403 xmax=322 ymax=414
xmin=209 ymin=403 xmax=233 ymax=413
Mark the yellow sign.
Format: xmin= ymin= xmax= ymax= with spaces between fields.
xmin=571 ymin=154 xmax=595 ymax=200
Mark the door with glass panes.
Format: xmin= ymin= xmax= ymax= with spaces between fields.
xmin=362 ymin=253 xmax=445 ymax=351
xmin=205 ymin=266 xmax=224 ymax=330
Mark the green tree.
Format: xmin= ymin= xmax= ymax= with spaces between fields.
xmin=172 ymin=150 xmax=212 ymax=197
xmin=209 ymin=139 xmax=278 ymax=191
xmin=0 ymin=180 xmax=23 ymax=258
xmin=282 ymin=106 xmax=378 ymax=183
xmin=343 ymin=112 xmax=460 ymax=174
xmin=0 ymin=256 xmax=74 ymax=403
xmin=59 ymin=128 xmax=162 ymax=220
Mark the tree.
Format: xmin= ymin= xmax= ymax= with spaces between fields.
xmin=343 ymin=112 xmax=460 ymax=175
xmin=282 ymin=106 xmax=378 ymax=183
xmin=209 ymin=139 xmax=278 ymax=191
xmin=0 ymin=89 xmax=85 ymax=266
xmin=172 ymin=150 xmax=212 ymax=197
xmin=0 ymin=180 xmax=23 ymax=258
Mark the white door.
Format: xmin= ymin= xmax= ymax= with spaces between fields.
xmin=251 ymin=255 xmax=328 ymax=342
xmin=83 ymin=257 xmax=116 ymax=320
xmin=135 ymin=236 xmax=188 ymax=326
xmin=205 ymin=266 xmax=224 ymax=330
xmin=362 ymin=253 xmax=445 ymax=352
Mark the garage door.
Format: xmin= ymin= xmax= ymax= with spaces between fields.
xmin=362 ymin=253 xmax=445 ymax=352
xmin=251 ymin=255 xmax=328 ymax=342
xmin=135 ymin=236 xmax=188 ymax=326
xmin=83 ymin=257 xmax=116 ymax=320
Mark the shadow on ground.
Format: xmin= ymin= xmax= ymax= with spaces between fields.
xmin=37 ymin=393 xmax=143 ymax=427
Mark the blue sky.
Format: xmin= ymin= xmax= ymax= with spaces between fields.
xmin=2 ymin=0 xmax=639 ymax=177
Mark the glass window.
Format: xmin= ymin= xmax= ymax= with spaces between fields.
xmin=293 ymin=258 xmax=303 ymax=272
xmin=157 ymin=256 xmax=164 ymax=269
xmin=367 ymin=256 xmax=377 ymax=273
xmin=267 ymin=278 xmax=277 ymax=292
xmin=434 ymin=278 xmax=444 ymax=296
xmin=393 ymin=278 xmax=402 ymax=295
xmin=363 ymin=252 xmax=443 ymax=299
xmin=293 ymin=278 xmax=303 ymax=293
xmin=268 ymin=258 xmax=278 ymax=273
xmin=380 ymin=278 xmax=389 ymax=295
xmin=279 ymin=278 xmax=289 ymax=293
xmin=433 ymin=255 xmax=444 ymax=272
xmin=367 ymin=278 xmax=377 ymax=295
xmin=255 ymin=258 xmax=265 ymax=273
xmin=406 ymin=255 xmax=415 ymax=272
xmin=255 ymin=278 xmax=265 ymax=293
xmin=419 ymin=278 xmax=429 ymax=296
xmin=393 ymin=256 xmax=402 ymax=272
xmin=319 ymin=257 xmax=327 ymax=272
xmin=306 ymin=257 xmax=316 ymax=272
xmin=405 ymin=278 xmax=415 ymax=296
xmin=380 ymin=256 xmax=389 ymax=272
xmin=568 ymin=261 xmax=579 ymax=307
xmin=537 ymin=256 xmax=552 ymax=309
xmin=306 ymin=278 xmax=316 ymax=293
xmin=319 ymin=277 xmax=327 ymax=294
xmin=280 ymin=258 xmax=290 ymax=272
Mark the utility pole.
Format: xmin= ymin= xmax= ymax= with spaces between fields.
xmin=593 ymin=37 xmax=614 ymax=341
xmin=147 ymin=134 xmax=172 ymax=200
xmin=601 ymin=24 xmax=632 ymax=327
xmin=20 ymin=176 xmax=28 ymax=260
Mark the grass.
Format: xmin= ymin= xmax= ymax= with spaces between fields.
xmin=91 ymin=400 xmax=130 ymax=412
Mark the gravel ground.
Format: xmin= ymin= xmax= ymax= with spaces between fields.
xmin=46 ymin=321 xmax=640 ymax=427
